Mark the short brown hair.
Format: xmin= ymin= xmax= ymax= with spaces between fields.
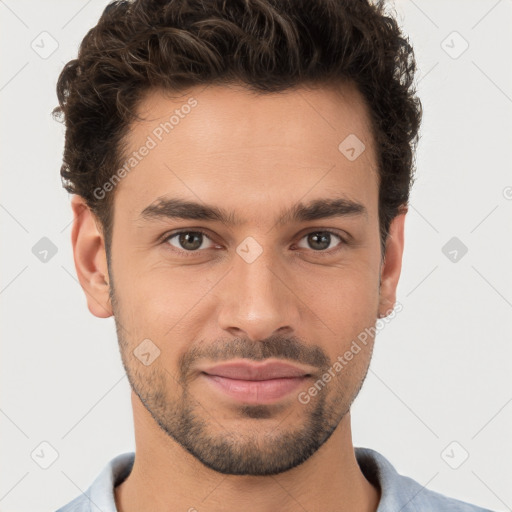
xmin=53 ymin=0 xmax=422 ymax=259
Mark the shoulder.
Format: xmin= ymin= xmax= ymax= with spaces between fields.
xmin=55 ymin=493 xmax=90 ymax=512
xmin=354 ymin=447 xmax=496 ymax=512
xmin=55 ymin=452 xmax=135 ymax=512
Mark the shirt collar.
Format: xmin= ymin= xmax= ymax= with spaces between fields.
xmin=72 ymin=447 xmax=467 ymax=512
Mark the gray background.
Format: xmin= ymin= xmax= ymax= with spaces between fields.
xmin=1 ymin=0 xmax=511 ymax=511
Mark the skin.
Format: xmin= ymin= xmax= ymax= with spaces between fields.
xmin=71 ymin=82 xmax=406 ymax=512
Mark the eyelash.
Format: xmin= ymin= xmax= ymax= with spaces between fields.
xmin=160 ymin=229 xmax=348 ymax=257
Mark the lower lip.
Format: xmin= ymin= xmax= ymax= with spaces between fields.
xmin=202 ymin=374 xmax=309 ymax=404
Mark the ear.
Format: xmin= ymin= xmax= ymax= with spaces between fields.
xmin=70 ymin=195 xmax=113 ymax=318
xmin=378 ymin=208 xmax=407 ymax=317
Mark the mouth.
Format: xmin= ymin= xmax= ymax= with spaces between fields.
xmin=198 ymin=360 xmax=312 ymax=404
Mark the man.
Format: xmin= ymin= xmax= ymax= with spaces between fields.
xmin=53 ymin=0 xmax=494 ymax=510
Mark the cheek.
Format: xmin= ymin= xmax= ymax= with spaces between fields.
xmin=296 ymin=264 xmax=380 ymax=363
xmin=112 ymin=256 xmax=217 ymax=343
xmin=299 ymin=260 xmax=379 ymax=318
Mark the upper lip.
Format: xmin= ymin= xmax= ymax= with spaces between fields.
xmin=200 ymin=360 xmax=312 ymax=381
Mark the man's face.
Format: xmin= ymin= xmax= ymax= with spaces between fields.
xmin=98 ymin=83 xmax=397 ymax=475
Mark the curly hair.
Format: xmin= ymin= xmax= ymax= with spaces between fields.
xmin=53 ymin=0 xmax=422 ymax=260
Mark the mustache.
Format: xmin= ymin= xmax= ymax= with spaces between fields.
xmin=178 ymin=334 xmax=330 ymax=376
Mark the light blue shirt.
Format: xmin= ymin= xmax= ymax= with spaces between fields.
xmin=56 ymin=447 xmax=495 ymax=511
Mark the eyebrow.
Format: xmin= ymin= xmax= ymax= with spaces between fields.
xmin=139 ymin=196 xmax=367 ymax=226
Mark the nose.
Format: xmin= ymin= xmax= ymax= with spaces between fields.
xmin=217 ymin=244 xmax=301 ymax=342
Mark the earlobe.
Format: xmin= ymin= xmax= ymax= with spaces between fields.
xmin=70 ymin=195 xmax=113 ymax=318
xmin=378 ymin=208 xmax=407 ymax=318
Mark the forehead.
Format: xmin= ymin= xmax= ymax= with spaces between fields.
xmin=114 ymin=82 xmax=379 ymax=223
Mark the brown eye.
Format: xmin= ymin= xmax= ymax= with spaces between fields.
xmin=296 ymin=231 xmax=344 ymax=252
xmin=165 ymin=231 xmax=215 ymax=252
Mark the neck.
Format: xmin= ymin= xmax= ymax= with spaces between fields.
xmin=115 ymin=391 xmax=380 ymax=512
